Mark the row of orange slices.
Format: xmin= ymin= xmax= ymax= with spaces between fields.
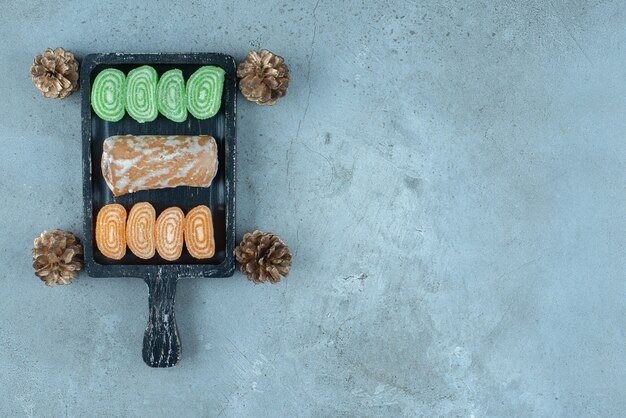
xmin=96 ymin=203 xmax=214 ymax=261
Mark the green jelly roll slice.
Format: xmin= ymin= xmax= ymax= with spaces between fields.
xmin=157 ymin=69 xmax=187 ymax=122
xmin=186 ymin=66 xmax=225 ymax=120
xmin=91 ymin=69 xmax=126 ymax=122
xmin=125 ymin=65 xmax=158 ymax=123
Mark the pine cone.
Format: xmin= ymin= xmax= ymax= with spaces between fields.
xmin=32 ymin=230 xmax=83 ymax=286
xmin=237 ymin=50 xmax=289 ymax=105
xmin=235 ymin=230 xmax=292 ymax=283
xmin=30 ymin=48 xmax=79 ymax=99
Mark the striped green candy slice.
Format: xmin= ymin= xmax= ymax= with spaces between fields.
xmin=157 ymin=69 xmax=187 ymax=122
xmin=186 ymin=66 xmax=225 ymax=120
xmin=125 ymin=65 xmax=158 ymax=123
xmin=91 ymin=69 xmax=126 ymax=122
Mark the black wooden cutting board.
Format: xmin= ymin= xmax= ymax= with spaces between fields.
xmin=81 ymin=53 xmax=237 ymax=367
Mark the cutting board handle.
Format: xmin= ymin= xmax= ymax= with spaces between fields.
xmin=142 ymin=271 xmax=181 ymax=367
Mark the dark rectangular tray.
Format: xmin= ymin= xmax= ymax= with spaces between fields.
xmin=81 ymin=53 xmax=237 ymax=367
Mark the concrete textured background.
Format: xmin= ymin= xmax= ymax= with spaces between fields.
xmin=0 ymin=0 xmax=624 ymax=416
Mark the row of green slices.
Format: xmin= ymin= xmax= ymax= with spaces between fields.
xmin=90 ymin=65 xmax=225 ymax=123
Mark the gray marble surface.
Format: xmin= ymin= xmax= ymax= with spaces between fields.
xmin=1 ymin=0 xmax=624 ymax=416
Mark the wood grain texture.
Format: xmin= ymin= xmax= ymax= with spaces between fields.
xmin=142 ymin=271 xmax=180 ymax=367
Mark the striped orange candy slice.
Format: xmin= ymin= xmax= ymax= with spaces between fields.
xmin=126 ymin=202 xmax=156 ymax=259
xmin=95 ymin=203 xmax=127 ymax=260
xmin=155 ymin=207 xmax=185 ymax=261
xmin=184 ymin=205 xmax=215 ymax=259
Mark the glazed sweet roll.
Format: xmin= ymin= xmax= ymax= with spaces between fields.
xmin=101 ymin=135 xmax=218 ymax=196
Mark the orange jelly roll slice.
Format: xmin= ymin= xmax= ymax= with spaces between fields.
xmin=184 ymin=205 xmax=215 ymax=259
xmin=95 ymin=203 xmax=127 ymax=260
xmin=155 ymin=207 xmax=185 ymax=261
xmin=126 ymin=202 xmax=156 ymax=259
